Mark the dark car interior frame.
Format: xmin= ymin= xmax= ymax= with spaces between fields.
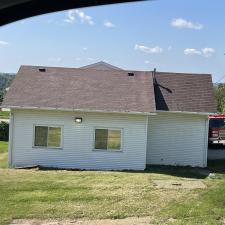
xmin=0 ymin=0 xmax=147 ymax=26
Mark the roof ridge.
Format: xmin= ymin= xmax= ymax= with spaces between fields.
xmin=79 ymin=61 xmax=123 ymax=71
xmin=155 ymin=71 xmax=212 ymax=76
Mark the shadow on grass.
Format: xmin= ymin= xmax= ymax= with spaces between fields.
xmin=24 ymin=165 xmax=209 ymax=179
xmin=144 ymin=160 xmax=225 ymax=179
xmin=143 ymin=165 xmax=209 ymax=179
xmin=208 ymin=159 xmax=225 ymax=173
xmin=16 ymin=160 xmax=225 ymax=179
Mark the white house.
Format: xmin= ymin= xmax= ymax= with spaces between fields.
xmin=2 ymin=62 xmax=216 ymax=170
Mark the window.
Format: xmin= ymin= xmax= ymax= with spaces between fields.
xmin=34 ymin=126 xmax=62 ymax=148
xmin=95 ymin=128 xmax=121 ymax=150
xmin=209 ymin=119 xmax=225 ymax=129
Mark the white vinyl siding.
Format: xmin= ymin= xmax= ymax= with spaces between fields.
xmin=147 ymin=112 xmax=208 ymax=167
xmin=9 ymin=109 xmax=209 ymax=170
xmin=10 ymin=109 xmax=148 ymax=170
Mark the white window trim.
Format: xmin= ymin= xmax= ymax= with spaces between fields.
xmin=93 ymin=127 xmax=123 ymax=152
xmin=32 ymin=124 xmax=64 ymax=149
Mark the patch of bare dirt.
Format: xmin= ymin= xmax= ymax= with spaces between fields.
xmin=153 ymin=179 xmax=206 ymax=189
xmin=10 ymin=217 xmax=154 ymax=225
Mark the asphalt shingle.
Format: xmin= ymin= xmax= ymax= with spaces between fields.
xmin=2 ymin=65 xmax=216 ymax=114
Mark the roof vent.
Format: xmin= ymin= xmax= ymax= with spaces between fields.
xmin=128 ymin=72 xmax=134 ymax=76
xmin=39 ymin=68 xmax=46 ymax=72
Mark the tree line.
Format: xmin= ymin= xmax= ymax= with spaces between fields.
xmin=0 ymin=73 xmax=15 ymax=104
xmin=214 ymin=83 xmax=225 ymax=113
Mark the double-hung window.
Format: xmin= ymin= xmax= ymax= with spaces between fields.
xmin=34 ymin=125 xmax=62 ymax=148
xmin=94 ymin=128 xmax=122 ymax=151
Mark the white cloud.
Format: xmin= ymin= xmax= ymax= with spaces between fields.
xmin=48 ymin=57 xmax=62 ymax=62
xmin=202 ymin=48 xmax=215 ymax=57
xmin=75 ymin=10 xmax=94 ymax=25
xmin=104 ymin=20 xmax=115 ymax=28
xmin=134 ymin=44 xmax=163 ymax=54
xmin=184 ymin=48 xmax=202 ymax=56
xmin=82 ymin=47 xmax=88 ymax=51
xmin=171 ymin=18 xmax=203 ymax=30
xmin=0 ymin=41 xmax=9 ymax=46
xmin=144 ymin=60 xmax=156 ymax=65
xmin=75 ymin=57 xmax=81 ymax=61
xmin=87 ymin=57 xmax=95 ymax=61
xmin=64 ymin=10 xmax=94 ymax=25
xmin=184 ymin=48 xmax=215 ymax=57
xmin=64 ymin=10 xmax=76 ymax=23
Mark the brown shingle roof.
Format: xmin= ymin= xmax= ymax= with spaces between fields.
xmin=2 ymin=65 xmax=216 ymax=114
xmin=2 ymin=65 xmax=156 ymax=113
xmin=154 ymin=71 xmax=216 ymax=113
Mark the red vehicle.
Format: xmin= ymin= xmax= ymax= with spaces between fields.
xmin=209 ymin=114 xmax=225 ymax=145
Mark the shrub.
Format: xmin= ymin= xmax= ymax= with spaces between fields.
xmin=0 ymin=121 xmax=9 ymax=141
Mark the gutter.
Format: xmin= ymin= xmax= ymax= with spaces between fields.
xmin=2 ymin=105 xmax=214 ymax=116
xmin=2 ymin=105 xmax=157 ymax=116
xmin=156 ymin=110 xmax=213 ymax=116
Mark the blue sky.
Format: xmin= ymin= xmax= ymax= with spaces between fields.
xmin=0 ymin=0 xmax=225 ymax=82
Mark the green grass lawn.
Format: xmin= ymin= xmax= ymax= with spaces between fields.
xmin=1 ymin=142 xmax=225 ymax=225
xmin=0 ymin=111 xmax=10 ymax=119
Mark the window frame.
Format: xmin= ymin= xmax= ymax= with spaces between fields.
xmin=93 ymin=127 xmax=123 ymax=152
xmin=32 ymin=124 xmax=63 ymax=149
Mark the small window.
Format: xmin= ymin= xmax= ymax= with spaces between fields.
xmin=34 ymin=126 xmax=62 ymax=148
xmin=95 ymin=128 xmax=121 ymax=150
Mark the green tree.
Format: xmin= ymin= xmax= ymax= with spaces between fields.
xmin=0 ymin=90 xmax=5 ymax=104
xmin=0 ymin=73 xmax=15 ymax=105
xmin=214 ymin=83 xmax=225 ymax=113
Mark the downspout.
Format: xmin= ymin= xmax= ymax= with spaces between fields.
xmin=203 ymin=116 xmax=209 ymax=167
xmin=8 ymin=110 xmax=14 ymax=167
xmin=145 ymin=115 xmax=149 ymax=169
